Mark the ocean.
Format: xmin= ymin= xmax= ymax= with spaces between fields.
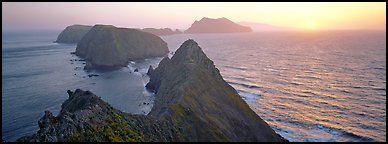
xmin=2 ymin=30 xmax=386 ymax=142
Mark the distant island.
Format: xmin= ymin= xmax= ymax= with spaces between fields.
xmin=55 ymin=25 xmax=92 ymax=44
xmin=141 ymin=28 xmax=182 ymax=36
xmin=185 ymin=17 xmax=252 ymax=33
xmin=17 ymin=39 xmax=287 ymax=142
xmin=238 ymin=22 xmax=295 ymax=31
xmin=75 ymin=25 xmax=169 ymax=70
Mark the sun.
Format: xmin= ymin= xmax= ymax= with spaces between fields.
xmin=306 ymin=20 xmax=316 ymax=30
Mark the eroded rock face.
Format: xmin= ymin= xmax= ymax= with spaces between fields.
xmin=55 ymin=25 xmax=92 ymax=44
xmin=185 ymin=17 xmax=252 ymax=33
xmin=17 ymin=40 xmax=287 ymax=142
xmin=76 ymin=25 xmax=169 ymax=70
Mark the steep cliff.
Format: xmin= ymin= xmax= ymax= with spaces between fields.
xmin=17 ymin=40 xmax=287 ymax=142
xmin=55 ymin=25 xmax=92 ymax=44
xmin=185 ymin=17 xmax=252 ymax=33
xmin=76 ymin=25 xmax=169 ymax=70
xmin=145 ymin=39 xmax=284 ymax=141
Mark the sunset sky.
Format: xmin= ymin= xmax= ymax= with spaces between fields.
xmin=2 ymin=2 xmax=386 ymax=31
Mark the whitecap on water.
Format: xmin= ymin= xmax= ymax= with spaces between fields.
xmin=237 ymin=90 xmax=261 ymax=104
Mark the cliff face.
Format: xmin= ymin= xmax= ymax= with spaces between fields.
xmin=55 ymin=25 xmax=92 ymax=44
xmin=76 ymin=25 xmax=169 ymax=70
xmin=17 ymin=40 xmax=287 ymax=142
xmin=142 ymin=28 xmax=182 ymax=36
xmin=185 ymin=17 xmax=252 ymax=33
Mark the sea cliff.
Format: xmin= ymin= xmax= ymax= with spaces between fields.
xmin=55 ymin=25 xmax=92 ymax=44
xmin=75 ymin=25 xmax=169 ymax=70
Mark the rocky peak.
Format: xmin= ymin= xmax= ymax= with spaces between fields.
xmin=170 ymin=39 xmax=212 ymax=66
xmin=146 ymin=39 xmax=219 ymax=94
xmin=61 ymin=89 xmax=109 ymax=113
xmin=147 ymin=65 xmax=154 ymax=75
xmin=146 ymin=39 xmax=286 ymax=141
xmin=17 ymin=89 xmax=118 ymax=142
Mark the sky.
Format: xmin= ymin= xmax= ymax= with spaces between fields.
xmin=2 ymin=2 xmax=386 ymax=31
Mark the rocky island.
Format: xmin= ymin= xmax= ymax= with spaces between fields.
xmin=75 ymin=25 xmax=169 ymax=70
xmin=17 ymin=40 xmax=287 ymax=142
xmin=185 ymin=17 xmax=252 ymax=33
xmin=55 ymin=25 xmax=92 ymax=44
xmin=142 ymin=28 xmax=182 ymax=36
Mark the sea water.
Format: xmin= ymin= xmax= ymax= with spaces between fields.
xmin=2 ymin=30 xmax=386 ymax=142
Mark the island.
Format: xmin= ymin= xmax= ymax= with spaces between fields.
xmin=17 ymin=40 xmax=287 ymax=142
xmin=184 ymin=17 xmax=252 ymax=33
xmin=75 ymin=25 xmax=169 ymax=70
xmin=141 ymin=28 xmax=182 ymax=36
xmin=55 ymin=25 xmax=92 ymax=44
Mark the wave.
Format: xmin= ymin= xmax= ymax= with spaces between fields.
xmin=237 ymin=90 xmax=261 ymax=103
xmin=227 ymin=81 xmax=261 ymax=90
xmin=223 ymin=65 xmax=248 ymax=71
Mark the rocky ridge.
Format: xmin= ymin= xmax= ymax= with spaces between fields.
xmin=17 ymin=40 xmax=287 ymax=142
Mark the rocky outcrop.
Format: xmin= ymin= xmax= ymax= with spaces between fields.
xmin=185 ymin=17 xmax=252 ymax=33
xmin=17 ymin=40 xmax=287 ymax=142
xmin=142 ymin=28 xmax=182 ymax=36
xmin=55 ymin=25 xmax=92 ymax=44
xmin=17 ymin=89 xmax=130 ymax=142
xmin=145 ymin=39 xmax=285 ymax=141
xmin=76 ymin=25 xmax=169 ymax=70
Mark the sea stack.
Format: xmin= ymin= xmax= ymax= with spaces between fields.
xmin=55 ymin=25 xmax=92 ymax=44
xmin=17 ymin=40 xmax=287 ymax=142
xmin=185 ymin=17 xmax=252 ymax=33
xmin=75 ymin=25 xmax=169 ymax=70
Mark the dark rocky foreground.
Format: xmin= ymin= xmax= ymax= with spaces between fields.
xmin=17 ymin=40 xmax=288 ymax=142
xmin=55 ymin=25 xmax=92 ymax=44
xmin=185 ymin=17 xmax=252 ymax=33
xmin=76 ymin=25 xmax=169 ymax=70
